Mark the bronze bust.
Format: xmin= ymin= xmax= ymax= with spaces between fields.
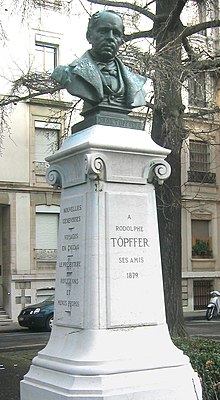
xmin=52 ymin=10 xmax=146 ymax=113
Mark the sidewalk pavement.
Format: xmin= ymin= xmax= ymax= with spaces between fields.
xmin=0 ymin=321 xmax=27 ymax=333
xmin=184 ymin=310 xmax=206 ymax=320
xmin=0 ymin=311 xmax=206 ymax=333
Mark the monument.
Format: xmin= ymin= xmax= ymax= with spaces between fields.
xmin=20 ymin=10 xmax=202 ymax=400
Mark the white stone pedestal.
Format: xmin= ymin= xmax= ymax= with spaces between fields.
xmin=20 ymin=124 xmax=202 ymax=399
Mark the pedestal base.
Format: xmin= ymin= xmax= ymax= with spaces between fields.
xmin=21 ymin=325 xmax=202 ymax=400
xmin=21 ymin=123 xmax=202 ymax=400
xmin=21 ymin=367 xmax=201 ymax=400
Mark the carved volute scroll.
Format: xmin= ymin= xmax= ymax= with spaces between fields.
xmin=85 ymin=153 xmax=105 ymax=181
xmin=146 ymin=159 xmax=171 ymax=186
xmin=46 ymin=165 xmax=63 ymax=188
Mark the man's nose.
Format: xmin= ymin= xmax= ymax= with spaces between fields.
xmin=106 ymin=30 xmax=114 ymax=40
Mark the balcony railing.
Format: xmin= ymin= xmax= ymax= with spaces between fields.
xmin=34 ymin=0 xmax=62 ymax=9
xmin=35 ymin=249 xmax=57 ymax=261
xmin=188 ymin=170 xmax=216 ymax=184
xmin=34 ymin=161 xmax=49 ymax=176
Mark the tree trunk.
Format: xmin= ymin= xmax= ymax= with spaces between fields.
xmin=151 ymin=0 xmax=186 ymax=336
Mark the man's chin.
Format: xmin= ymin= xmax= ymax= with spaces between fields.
xmin=99 ymin=51 xmax=115 ymax=62
xmin=90 ymin=48 xmax=116 ymax=62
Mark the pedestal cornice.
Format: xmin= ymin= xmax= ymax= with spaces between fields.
xmin=46 ymin=125 xmax=171 ymax=188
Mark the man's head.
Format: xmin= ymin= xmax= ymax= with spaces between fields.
xmin=86 ymin=10 xmax=124 ymax=62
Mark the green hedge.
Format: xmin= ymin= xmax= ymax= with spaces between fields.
xmin=173 ymin=337 xmax=220 ymax=400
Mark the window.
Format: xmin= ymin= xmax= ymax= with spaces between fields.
xmin=34 ymin=121 xmax=60 ymax=175
xmin=193 ymin=280 xmax=212 ymax=310
xmin=197 ymin=0 xmax=207 ymax=36
xmin=35 ymin=42 xmax=57 ymax=74
xmin=188 ymin=73 xmax=206 ymax=108
xmin=188 ymin=140 xmax=216 ymax=183
xmin=190 ymin=140 xmax=210 ymax=172
xmin=191 ymin=219 xmax=213 ymax=258
xmin=35 ymin=205 xmax=60 ymax=262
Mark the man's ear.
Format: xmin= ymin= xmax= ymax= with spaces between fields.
xmin=120 ymin=36 xmax=125 ymax=46
xmin=86 ymin=30 xmax=91 ymax=44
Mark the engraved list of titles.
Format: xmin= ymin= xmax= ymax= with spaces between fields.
xmin=55 ymin=195 xmax=84 ymax=328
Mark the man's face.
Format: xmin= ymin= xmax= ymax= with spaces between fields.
xmin=88 ymin=13 xmax=124 ymax=62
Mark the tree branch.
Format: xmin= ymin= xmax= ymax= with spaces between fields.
xmin=185 ymin=57 xmax=220 ymax=73
xmin=86 ymin=0 xmax=155 ymax=20
xmin=182 ymin=36 xmax=196 ymax=61
xmin=0 ymin=72 xmax=61 ymax=107
xmin=124 ymin=29 xmax=154 ymax=41
xmin=184 ymin=107 xmax=220 ymax=119
xmin=182 ymin=19 xmax=220 ymax=38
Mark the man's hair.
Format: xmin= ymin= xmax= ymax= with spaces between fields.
xmin=86 ymin=10 xmax=124 ymax=42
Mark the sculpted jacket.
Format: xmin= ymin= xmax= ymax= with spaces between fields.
xmin=52 ymin=51 xmax=147 ymax=109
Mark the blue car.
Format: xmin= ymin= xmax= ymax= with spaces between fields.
xmin=18 ymin=295 xmax=54 ymax=331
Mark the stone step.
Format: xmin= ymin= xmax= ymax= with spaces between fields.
xmin=0 ymin=319 xmax=13 ymax=325
xmin=0 ymin=314 xmax=11 ymax=319
xmin=0 ymin=310 xmax=8 ymax=315
xmin=0 ymin=308 xmax=13 ymax=324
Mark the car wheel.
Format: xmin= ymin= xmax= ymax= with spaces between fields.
xmin=45 ymin=314 xmax=53 ymax=331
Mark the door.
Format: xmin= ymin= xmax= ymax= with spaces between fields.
xmin=0 ymin=205 xmax=10 ymax=308
xmin=0 ymin=207 xmax=3 ymax=306
xmin=193 ymin=280 xmax=212 ymax=310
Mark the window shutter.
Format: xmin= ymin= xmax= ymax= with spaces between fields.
xmin=36 ymin=213 xmax=58 ymax=249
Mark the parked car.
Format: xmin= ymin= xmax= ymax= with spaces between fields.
xmin=18 ymin=295 xmax=54 ymax=331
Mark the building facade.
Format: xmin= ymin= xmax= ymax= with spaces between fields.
xmin=181 ymin=119 xmax=220 ymax=311
xmin=180 ymin=0 xmax=220 ymax=311
xmin=0 ymin=0 xmax=92 ymax=320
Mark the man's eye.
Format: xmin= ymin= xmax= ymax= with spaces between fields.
xmin=114 ymin=31 xmax=122 ymax=38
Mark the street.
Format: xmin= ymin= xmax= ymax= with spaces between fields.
xmin=1 ymin=317 xmax=220 ymax=351
xmin=0 ymin=330 xmax=50 ymax=351
xmin=185 ymin=317 xmax=220 ymax=341
xmin=0 ymin=329 xmax=50 ymax=400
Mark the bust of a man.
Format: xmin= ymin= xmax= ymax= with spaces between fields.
xmin=52 ymin=10 xmax=146 ymax=112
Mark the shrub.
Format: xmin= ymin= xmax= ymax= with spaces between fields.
xmin=173 ymin=337 xmax=220 ymax=400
